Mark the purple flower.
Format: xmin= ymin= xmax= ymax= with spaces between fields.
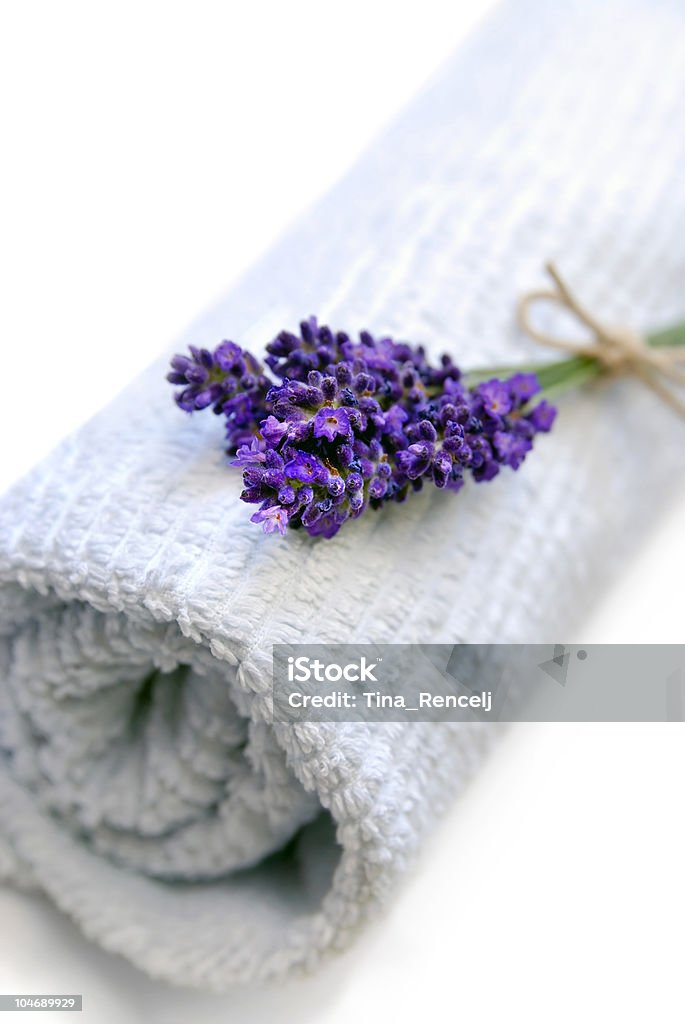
xmin=527 ymin=400 xmax=557 ymax=432
xmin=492 ymin=430 xmax=532 ymax=469
xmin=250 ymin=504 xmax=289 ymax=535
xmin=432 ymin=451 xmax=453 ymax=489
xmin=396 ymin=442 xmax=434 ymax=480
xmin=508 ymin=373 xmax=541 ymax=404
xmin=313 ymin=406 xmax=352 ymax=441
xmin=260 ymin=415 xmax=289 ymax=446
xmin=477 ymin=380 xmax=512 ymax=417
xmin=167 ymin=339 xmax=271 ymax=452
xmin=231 ymin=437 xmax=266 ymax=467
xmin=382 ymin=404 xmax=409 ymax=441
xmin=369 ymin=477 xmax=387 ymax=499
xmin=169 ymin=319 xmax=556 ymax=539
xmin=213 ymin=341 xmax=243 ymax=372
xmin=473 ymin=459 xmax=500 ymax=483
xmin=284 ymin=451 xmax=326 ymax=483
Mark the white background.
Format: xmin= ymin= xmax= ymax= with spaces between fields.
xmin=1 ymin=2 xmax=685 ymax=1021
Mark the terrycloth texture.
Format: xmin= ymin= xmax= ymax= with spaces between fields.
xmin=1 ymin=0 xmax=684 ymax=990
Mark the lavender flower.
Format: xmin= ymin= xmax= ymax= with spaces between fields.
xmin=477 ymin=379 xmax=512 ymax=417
xmin=168 ymin=321 xmax=557 ymax=539
xmin=527 ymin=400 xmax=557 ymax=432
xmin=313 ymin=406 xmax=352 ymax=441
xmin=167 ymin=340 xmax=272 ymax=451
xmin=250 ymin=504 xmax=289 ymax=536
xmin=231 ymin=437 xmax=266 ymax=468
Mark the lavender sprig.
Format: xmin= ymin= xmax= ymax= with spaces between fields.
xmin=167 ymin=318 xmax=556 ymax=539
xmin=167 ymin=341 xmax=272 ymax=450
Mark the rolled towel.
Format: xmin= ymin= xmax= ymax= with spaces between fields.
xmin=0 ymin=0 xmax=684 ymax=989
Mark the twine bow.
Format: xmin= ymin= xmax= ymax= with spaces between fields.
xmin=518 ymin=263 xmax=685 ymax=415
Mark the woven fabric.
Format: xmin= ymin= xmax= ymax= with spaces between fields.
xmin=0 ymin=0 xmax=684 ymax=989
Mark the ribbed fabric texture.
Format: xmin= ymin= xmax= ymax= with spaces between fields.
xmin=0 ymin=0 xmax=684 ymax=989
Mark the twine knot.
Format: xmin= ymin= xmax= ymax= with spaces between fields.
xmin=518 ymin=262 xmax=685 ymax=415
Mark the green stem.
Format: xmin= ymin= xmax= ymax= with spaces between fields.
xmin=533 ymin=360 xmax=602 ymax=403
xmin=462 ymin=319 xmax=685 ymax=404
xmin=648 ymin=321 xmax=685 ymax=349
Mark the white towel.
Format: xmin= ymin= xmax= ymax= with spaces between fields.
xmin=0 ymin=0 xmax=684 ymax=989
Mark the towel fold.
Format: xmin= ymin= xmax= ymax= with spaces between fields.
xmin=0 ymin=0 xmax=684 ymax=989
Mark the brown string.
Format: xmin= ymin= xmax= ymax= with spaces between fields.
xmin=517 ymin=263 xmax=685 ymax=415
